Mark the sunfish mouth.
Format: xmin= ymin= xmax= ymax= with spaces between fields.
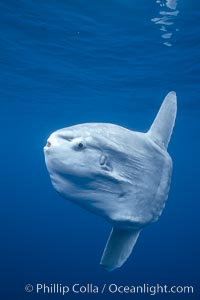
xmin=46 ymin=141 xmax=52 ymax=148
xmin=44 ymin=132 xmax=63 ymax=151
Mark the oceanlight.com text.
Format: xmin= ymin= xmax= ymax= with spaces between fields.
xmin=25 ymin=283 xmax=194 ymax=296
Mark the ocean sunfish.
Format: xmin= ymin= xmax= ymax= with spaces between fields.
xmin=44 ymin=91 xmax=177 ymax=271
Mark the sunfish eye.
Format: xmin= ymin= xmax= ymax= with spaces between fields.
xmin=78 ymin=142 xmax=84 ymax=149
xmin=72 ymin=138 xmax=86 ymax=151
xmin=73 ymin=140 xmax=86 ymax=151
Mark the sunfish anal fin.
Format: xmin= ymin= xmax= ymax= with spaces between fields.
xmin=100 ymin=227 xmax=141 ymax=271
xmin=148 ymin=91 xmax=177 ymax=149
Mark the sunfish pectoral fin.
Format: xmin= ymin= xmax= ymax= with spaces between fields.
xmin=148 ymin=91 xmax=177 ymax=149
xmin=100 ymin=227 xmax=141 ymax=271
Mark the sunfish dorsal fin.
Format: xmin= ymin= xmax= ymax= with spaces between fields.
xmin=148 ymin=91 xmax=177 ymax=149
xmin=100 ymin=227 xmax=141 ymax=271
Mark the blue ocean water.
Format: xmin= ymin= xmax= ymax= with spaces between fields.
xmin=1 ymin=0 xmax=200 ymax=299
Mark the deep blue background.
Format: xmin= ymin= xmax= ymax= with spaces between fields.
xmin=0 ymin=0 xmax=200 ymax=299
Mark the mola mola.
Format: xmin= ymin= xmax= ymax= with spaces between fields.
xmin=44 ymin=91 xmax=177 ymax=271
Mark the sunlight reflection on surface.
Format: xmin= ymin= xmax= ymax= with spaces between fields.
xmin=152 ymin=0 xmax=179 ymax=46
